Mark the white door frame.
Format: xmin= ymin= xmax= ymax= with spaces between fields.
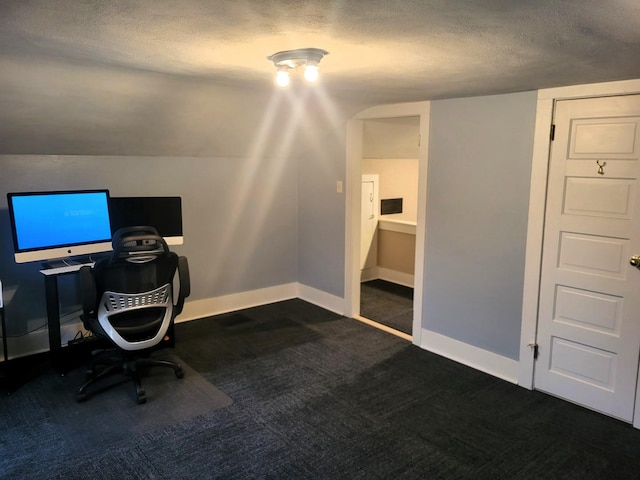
xmin=345 ymin=101 xmax=430 ymax=346
xmin=518 ymin=78 xmax=640 ymax=428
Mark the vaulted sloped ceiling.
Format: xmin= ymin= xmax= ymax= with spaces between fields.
xmin=1 ymin=1 xmax=639 ymax=156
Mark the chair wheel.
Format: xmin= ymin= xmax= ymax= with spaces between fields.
xmin=77 ymin=392 xmax=88 ymax=402
xmin=175 ymin=368 xmax=184 ymax=379
xmin=137 ymin=391 xmax=147 ymax=404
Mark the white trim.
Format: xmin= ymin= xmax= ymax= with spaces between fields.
xmin=536 ymin=79 xmax=640 ymax=100
xmin=60 ymin=320 xmax=91 ymax=346
xmin=378 ymin=219 xmax=417 ymax=235
xmin=360 ymin=266 xmax=379 ymax=283
xmin=635 ymin=366 xmax=640 ymax=429
xmin=297 ymin=283 xmax=346 ymax=316
xmin=413 ymin=104 xmax=430 ymax=348
xmin=2 ymin=318 xmax=91 ymax=361
xmin=354 ymin=101 xmax=432 ymax=120
xmin=354 ymin=314 xmax=412 ymax=341
xmin=4 ymin=283 xmax=343 ymax=361
xmin=377 ymin=267 xmax=414 ymax=288
xmin=518 ymin=89 xmax=553 ymax=389
xmin=177 ymin=282 xmax=346 ymax=324
xmin=345 ymin=118 xmax=364 ymax=318
xmin=176 ymin=283 xmax=298 ymax=323
xmin=421 ymin=328 xmax=519 ymax=384
xmin=519 ymin=78 xmax=640 ymax=427
xmin=3 ymin=329 xmax=50 ymax=361
xmin=345 ymin=100 xmax=430 ymax=349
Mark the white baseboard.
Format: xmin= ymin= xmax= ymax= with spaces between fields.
xmin=178 ymin=283 xmax=347 ymax=324
xmin=176 ymin=283 xmax=299 ymax=323
xmin=377 ymin=267 xmax=414 ymax=288
xmin=2 ymin=282 xmax=341 ymax=361
xmin=1 ymin=318 xmax=90 ymax=362
xmin=360 ymin=267 xmax=415 ymax=288
xmin=360 ymin=267 xmax=379 ymax=283
xmin=353 ymin=314 xmax=412 ymax=341
xmin=6 ymin=283 xmax=518 ymax=389
xmin=297 ymin=284 xmax=346 ymax=316
xmin=420 ymin=328 xmax=519 ymax=384
xmin=5 ymin=329 xmax=50 ymax=361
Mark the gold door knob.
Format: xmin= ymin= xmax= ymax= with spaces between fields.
xmin=630 ymin=255 xmax=640 ymax=267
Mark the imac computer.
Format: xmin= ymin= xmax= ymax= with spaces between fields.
xmin=108 ymin=196 xmax=183 ymax=245
xmin=7 ymin=190 xmax=112 ymax=265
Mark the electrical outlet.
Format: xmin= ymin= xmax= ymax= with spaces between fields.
xmin=336 ymin=180 xmax=343 ymax=193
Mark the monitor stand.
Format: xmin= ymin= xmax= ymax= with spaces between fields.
xmin=43 ymin=258 xmax=80 ymax=270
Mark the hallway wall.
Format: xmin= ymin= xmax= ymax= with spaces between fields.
xmin=422 ymin=91 xmax=537 ymax=360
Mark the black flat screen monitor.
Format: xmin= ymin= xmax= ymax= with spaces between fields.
xmin=7 ymin=189 xmax=112 ymax=264
xmin=109 ymin=196 xmax=183 ymax=245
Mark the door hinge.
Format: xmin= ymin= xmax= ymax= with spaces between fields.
xmin=550 ymin=124 xmax=556 ymax=141
xmin=528 ymin=342 xmax=539 ymax=360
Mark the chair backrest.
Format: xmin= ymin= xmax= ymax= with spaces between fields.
xmin=81 ymin=226 xmax=188 ymax=351
xmin=94 ymin=226 xmax=178 ymax=296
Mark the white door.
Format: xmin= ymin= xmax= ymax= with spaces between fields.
xmin=360 ymin=177 xmax=378 ymax=269
xmin=535 ymin=94 xmax=640 ymax=421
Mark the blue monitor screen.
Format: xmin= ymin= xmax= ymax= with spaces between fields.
xmin=7 ymin=190 xmax=112 ymax=263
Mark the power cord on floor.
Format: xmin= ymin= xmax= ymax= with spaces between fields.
xmin=67 ymin=329 xmax=95 ymax=346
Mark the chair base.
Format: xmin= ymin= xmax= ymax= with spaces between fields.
xmin=77 ymin=350 xmax=184 ymax=404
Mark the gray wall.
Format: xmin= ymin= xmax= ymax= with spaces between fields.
xmin=297 ymin=120 xmax=346 ymax=298
xmin=0 ymin=54 xmax=366 ymax=345
xmin=423 ymin=91 xmax=537 ymax=360
xmin=0 ymin=50 xmax=544 ymax=364
xmin=0 ymin=155 xmax=298 ymax=336
xmin=0 ymin=54 xmax=310 ymax=158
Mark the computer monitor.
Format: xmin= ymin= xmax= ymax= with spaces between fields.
xmin=108 ymin=196 xmax=183 ymax=245
xmin=7 ymin=190 xmax=112 ymax=264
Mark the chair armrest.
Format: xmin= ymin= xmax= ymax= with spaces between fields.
xmin=174 ymin=256 xmax=190 ymax=316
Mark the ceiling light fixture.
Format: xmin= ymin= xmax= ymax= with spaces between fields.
xmin=267 ymin=48 xmax=328 ymax=87
xmin=275 ymin=66 xmax=290 ymax=88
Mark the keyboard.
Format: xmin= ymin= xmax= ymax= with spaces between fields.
xmin=40 ymin=262 xmax=95 ymax=276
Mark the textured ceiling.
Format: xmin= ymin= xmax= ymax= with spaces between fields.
xmin=1 ymin=0 xmax=640 ymax=105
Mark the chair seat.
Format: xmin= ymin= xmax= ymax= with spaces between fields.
xmin=109 ymin=308 xmax=166 ymax=336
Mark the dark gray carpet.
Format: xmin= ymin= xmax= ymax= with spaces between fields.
xmin=0 ymin=352 xmax=232 ymax=478
xmin=2 ymin=299 xmax=640 ymax=479
xmin=361 ymin=279 xmax=413 ymax=334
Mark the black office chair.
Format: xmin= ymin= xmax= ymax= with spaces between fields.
xmin=77 ymin=226 xmax=190 ymax=404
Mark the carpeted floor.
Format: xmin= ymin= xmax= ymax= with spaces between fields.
xmin=0 ymin=351 xmax=231 ymax=476
xmin=2 ymin=299 xmax=640 ymax=479
xmin=360 ymin=279 xmax=413 ymax=334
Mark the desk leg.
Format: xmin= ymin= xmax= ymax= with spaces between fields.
xmin=0 ymin=306 xmax=15 ymax=391
xmin=44 ymin=275 xmax=63 ymax=372
xmin=1 ymin=307 xmax=7 ymax=363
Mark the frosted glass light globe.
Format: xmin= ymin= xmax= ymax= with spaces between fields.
xmin=304 ymin=65 xmax=319 ymax=83
xmin=275 ymin=70 xmax=290 ymax=87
